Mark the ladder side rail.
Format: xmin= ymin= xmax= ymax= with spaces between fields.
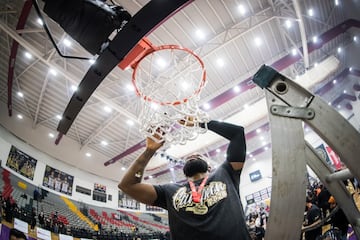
xmin=264 ymin=90 xmax=308 ymax=240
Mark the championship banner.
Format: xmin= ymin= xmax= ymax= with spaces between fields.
xmin=118 ymin=189 xmax=140 ymax=210
xmin=42 ymin=165 xmax=74 ymax=195
xmin=316 ymin=144 xmax=343 ymax=170
xmin=6 ymin=145 xmax=37 ymax=180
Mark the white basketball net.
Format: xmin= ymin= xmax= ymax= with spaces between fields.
xmin=133 ymin=46 xmax=209 ymax=145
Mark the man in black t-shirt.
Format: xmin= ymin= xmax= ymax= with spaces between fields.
xmin=119 ymin=120 xmax=251 ymax=240
xmin=302 ymin=197 xmax=322 ymax=240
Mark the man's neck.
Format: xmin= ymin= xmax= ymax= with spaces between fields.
xmin=188 ymin=172 xmax=208 ymax=182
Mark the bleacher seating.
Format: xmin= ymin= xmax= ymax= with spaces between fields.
xmin=1 ymin=166 xmax=169 ymax=240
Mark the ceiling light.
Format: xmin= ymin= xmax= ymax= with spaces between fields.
xmin=216 ymin=149 xmax=221 ymax=153
xmin=37 ymin=18 xmax=43 ymax=26
xmin=337 ymin=47 xmax=342 ymax=53
xmin=203 ymin=103 xmax=211 ymax=110
xmin=63 ymin=38 xmax=72 ymax=47
xmin=256 ymin=128 xmax=261 ymax=133
xmin=249 ymin=154 xmax=253 ymax=158
xmin=354 ymin=36 xmax=358 ymax=42
xmin=308 ymin=8 xmax=314 ymax=16
xmin=104 ymin=106 xmax=112 ymax=113
xmin=195 ymin=29 xmax=205 ymax=40
xmin=149 ymin=175 xmax=153 ymax=179
xmin=49 ymin=68 xmax=57 ymax=76
xmin=334 ymin=0 xmax=339 ymax=6
xmin=312 ymin=36 xmax=318 ymax=43
xmin=151 ymin=102 xmax=159 ymax=110
xmin=101 ymin=140 xmax=108 ymax=146
xmin=254 ymin=37 xmax=262 ymax=47
xmin=238 ymin=4 xmax=246 ymax=15
xmin=48 ymin=133 xmax=55 ymax=138
xmin=233 ymin=86 xmax=240 ymax=93
xmin=349 ymin=67 xmax=353 ymax=72
xmin=252 ymin=158 xmax=256 ymax=161
xmin=89 ymin=59 xmax=96 ymax=65
xmin=56 ymin=114 xmax=62 ymax=120
xmin=216 ymin=58 xmax=225 ymax=67
xmin=156 ymin=58 xmax=167 ymax=68
xmin=260 ymin=136 xmax=264 ymax=140
xmin=71 ymin=85 xmax=78 ymax=92
xmin=17 ymin=114 xmax=23 ymax=119
xmin=86 ymin=152 xmax=92 ymax=157
xmin=126 ymin=120 xmax=134 ymax=126
xmin=285 ymin=20 xmax=292 ymax=29
xmin=121 ymin=167 xmax=126 ymax=171
xmin=328 ymin=102 xmax=332 ymax=106
xmin=126 ymin=84 xmax=135 ymax=91
xmin=343 ymin=90 xmax=347 ymax=94
xmin=337 ymin=105 xmax=341 ymax=109
xmin=170 ymin=168 xmax=174 ymax=172
xmin=314 ymin=62 xmax=318 ymax=68
xmin=333 ymin=79 xmax=337 ymax=84
xmin=264 ymin=146 xmax=269 ymax=151
xmin=24 ymin=52 xmax=32 ymax=59
xmin=17 ymin=92 xmax=24 ymax=98
xmin=291 ymin=48 xmax=297 ymax=56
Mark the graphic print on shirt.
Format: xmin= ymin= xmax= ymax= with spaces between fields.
xmin=172 ymin=181 xmax=227 ymax=215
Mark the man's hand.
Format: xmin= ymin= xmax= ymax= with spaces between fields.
xmin=146 ymin=133 xmax=164 ymax=151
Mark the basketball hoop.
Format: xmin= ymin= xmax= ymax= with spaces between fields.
xmin=131 ymin=44 xmax=209 ymax=144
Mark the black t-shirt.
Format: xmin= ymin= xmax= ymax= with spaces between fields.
xmin=304 ymin=204 xmax=322 ymax=240
xmin=153 ymin=162 xmax=251 ymax=240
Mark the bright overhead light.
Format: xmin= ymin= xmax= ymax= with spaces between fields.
xmin=254 ymin=37 xmax=262 ymax=46
xmin=195 ymin=29 xmax=205 ymax=40
xmin=156 ymin=57 xmax=167 ymax=68
xmin=17 ymin=91 xmax=24 ymax=98
xmin=17 ymin=114 xmax=23 ymax=119
xmin=63 ymin=38 xmax=72 ymax=47
xmin=89 ymin=59 xmax=96 ymax=65
xmin=203 ymin=103 xmax=211 ymax=110
xmin=126 ymin=84 xmax=135 ymax=91
xmin=332 ymin=79 xmax=337 ymax=84
xmin=233 ymin=86 xmax=240 ymax=93
xmin=312 ymin=36 xmax=318 ymax=43
xmin=256 ymin=128 xmax=261 ymax=133
xmin=48 ymin=133 xmax=55 ymax=138
xmin=71 ymin=85 xmax=78 ymax=92
xmin=334 ymin=0 xmax=339 ymax=6
xmin=216 ymin=58 xmax=225 ymax=67
xmin=308 ymin=8 xmax=314 ymax=16
xmin=238 ymin=4 xmax=246 ymax=15
xmin=349 ymin=67 xmax=353 ymax=72
xmin=126 ymin=120 xmax=134 ymax=126
xmin=354 ymin=36 xmax=358 ymax=42
xmin=37 ymin=18 xmax=43 ymax=26
xmin=121 ymin=167 xmax=126 ymax=171
xmin=343 ymin=90 xmax=347 ymax=94
xmin=285 ymin=20 xmax=292 ymax=29
xmin=24 ymin=52 xmax=32 ymax=59
xmin=149 ymin=175 xmax=153 ymax=179
xmin=86 ymin=152 xmax=92 ymax=157
xmin=101 ymin=140 xmax=108 ymax=146
xmin=216 ymin=149 xmax=221 ymax=153
xmin=337 ymin=47 xmax=342 ymax=53
xmin=104 ymin=106 xmax=112 ymax=113
xmin=49 ymin=68 xmax=57 ymax=76
xmin=291 ymin=48 xmax=297 ymax=56
xmin=56 ymin=114 xmax=62 ymax=120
